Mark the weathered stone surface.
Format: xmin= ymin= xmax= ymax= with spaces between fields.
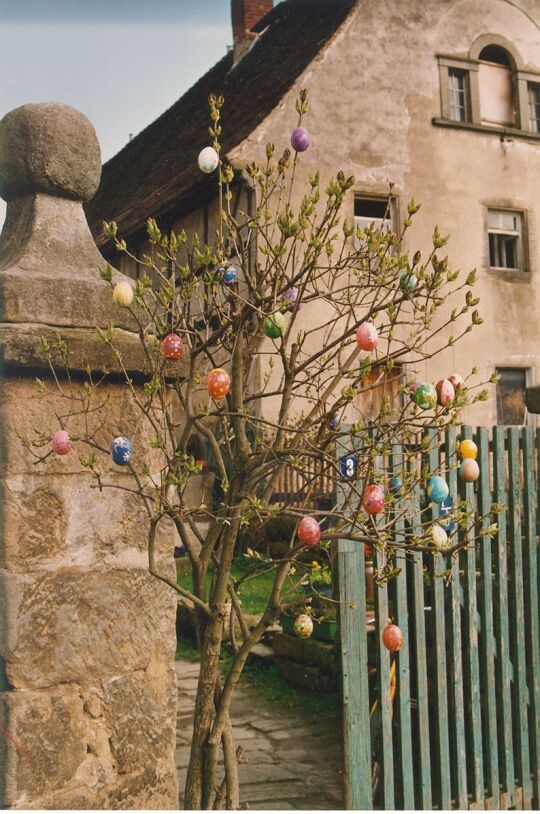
xmin=1 ymin=569 xmax=177 ymax=689
xmin=1 ymin=473 xmax=175 ymax=572
xmin=1 ymin=685 xmax=87 ymax=804
xmin=0 ymin=103 xmax=101 ymax=202
xmin=104 ymin=662 xmax=177 ymax=774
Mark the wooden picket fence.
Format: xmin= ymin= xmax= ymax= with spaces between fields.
xmin=337 ymin=425 xmax=540 ymax=810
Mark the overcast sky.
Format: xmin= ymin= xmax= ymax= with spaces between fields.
xmin=0 ymin=0 xmax=257 ymax=227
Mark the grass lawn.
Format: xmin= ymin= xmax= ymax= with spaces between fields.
xmin=177 ymin=555 xmax=305 ymax=615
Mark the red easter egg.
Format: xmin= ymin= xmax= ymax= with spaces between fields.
xmin=363 ymin=484 xmax=385 ymax=515
xmin=297 ymin=515 xmax=321 ymax=547
xmin=161 ymin=332 xmax=183 ymax=360
xmin=356 ymin=322 xmax=379 ymax=352
xmin=51 ymin=429 xmax=72 ymax=456
xmin=448 ymin=373 xmax=464 ymax=391
xmin=382 ymin=623 xmax=403 ymax=652
xmin=436 ymin=378 xmax=455 ymax=406
xmin=207 ymin=368 xmax=231 ymax=399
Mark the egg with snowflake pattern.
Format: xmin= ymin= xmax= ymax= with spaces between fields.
xmin=111 ymin=436 xmax=133 ymax=466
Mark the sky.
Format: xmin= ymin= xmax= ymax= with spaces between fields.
xmin=0 ymin=0 xmax=252 ymax=227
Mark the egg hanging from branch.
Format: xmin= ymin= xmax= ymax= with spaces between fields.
xmin=356 ymin=322 xmax=379 ymax=352
xmin=198 ymin=146 xmax=219 ymax=173
xmin=362 ymin=484 xmax=385 ymax=515
xmin=297 ymin=515 xmax=321 ymax=547
xmin=206 ymin=368 xmax=231 ymax=399
xmin=51 ymin=429 xmax=72 ymax=456
xmin=111 ymin=436 xmax=133 ymax=466
xmin=160 ymin=333 xmax=183 ymax=360
xmin=290 ymin=127 xmax=311 ymax=152
xmin=294 ymin=614 xmax=314 ymax=639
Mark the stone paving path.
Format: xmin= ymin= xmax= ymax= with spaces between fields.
xmin=175 ymin=659 xmax=343 ymax=810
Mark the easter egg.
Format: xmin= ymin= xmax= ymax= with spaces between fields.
xmin=448 ymin=373 xmax=464 ymax=391
xmin=363 ymin=484 xmax=385 ymax=515
xmin=460 ymin=458 xmax=480 ymax=482
xmin=263 ymin=311 xmax=286 ymax=339
xmin=112 ymin=281 xmax=134 ymax=307
xmin=390 ymin=476 xmax=403 ymax=494
xmin=297 ymin=515 xmax=321 ymax=547
xmin=51 ymin=429 xmax=72 ymax=456
xmin=356 ymin=322 xmax=379 ymax=352
xmin=221 ymin=266 xmax=238 ymax=285
xmin=111 ymin=436 xmax=133 ymax=466
xmin=427 ymin=475 xmax=449 ymax=504
xmin=413 ymin=383 xmax=437 ymax=409
xmin=198 ymin=146 xmax=219 ymax=173
xmin=291 ymin=127 xmax=311 ymax=152
xmin=207 ymin=368 xmax=231 ymax=399
xmin=400 ymin=272 xmax=417 ymax=293
xmin=294 ymin=613 xmax=313 ymax=639
xmin=283 ymin=287 xmax=300 ymax=311
xmin=436 ymin=378 xmax=455 ymax=406
xmin=160 ymin=333 xmax=183 ymax=360
xmin=327 ymin=415 xmax=340 ymax=430
xmin=430 ymin=524 xmax=449 ymax=548
xmin=459 ymin=439 xmax=478 ymax=460
xmin=382 ymin=623 xmax=403 ymax=653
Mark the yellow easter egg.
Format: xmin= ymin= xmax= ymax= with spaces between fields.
xmin=459 ymin=439 xmax=478 ymax=460
xmin=113 ymin=281 xmax=134 ymax=307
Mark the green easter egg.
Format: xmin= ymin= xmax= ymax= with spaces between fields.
xmin=263 ymin=311 xmax=286 ymax=339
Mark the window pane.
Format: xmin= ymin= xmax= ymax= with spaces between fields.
xmin=528 ymin=83 xmax=540 ymax=132
xmin=354 ymin=198 xmax=389 ymax=219
xmin=479 ymin=63 xmax=514 ymax=126
xmin=489 ymin=233 xmax=519 ymax=268
xmin=487 ymin=209 xmax=523 ymax=270
xmin=496 ymin=367 xmax=527 ymax=425
xmin=448 ymin=69 xmax=467 ymax=122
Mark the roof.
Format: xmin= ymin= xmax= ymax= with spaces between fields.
xmin=85 ymin=0 xmax=357 ymax=247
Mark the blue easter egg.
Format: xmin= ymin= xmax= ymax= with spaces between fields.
xmin=221 ymin=266 xmax=238 ymax=285
xmin=427 ymin=475 xmax=449 ymax=504
xmin=111 ymin=436 xmax=133 ymax=466
xmin=390 ymin=476 xmax=403 ymax=494
xmin=400 ymin=272 xmax=417 ymax=293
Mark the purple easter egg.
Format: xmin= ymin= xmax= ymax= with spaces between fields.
xmin=284 ymin=287 xmax=300 ymax=311
xmin=291 ymin=127 xmax=311 ymax=152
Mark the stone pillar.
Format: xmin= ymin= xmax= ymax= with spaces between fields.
xmin=0 ymin=103 xmax=178 ymax=809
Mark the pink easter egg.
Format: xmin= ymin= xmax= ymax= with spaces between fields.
xmin=436 ymin=378 xmax=455 ymax=406
xmin=363 ymin=484 xmax=385 ymax=515
xmin=51 ymin=429 xmax=72 ymax=456
xmin=297 ymin=515 xmax=321 ymax=547
xmin=356 ymin=322 xmax=379 ymax=352
xmin=448 ymin=373 xmax=464 ymax=391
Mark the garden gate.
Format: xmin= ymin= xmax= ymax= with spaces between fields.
xmin=337 ymin=425 xmax=540 ymax=810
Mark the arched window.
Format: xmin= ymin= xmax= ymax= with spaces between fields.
xmin=478 ymin=45 xmax=515 ymax=127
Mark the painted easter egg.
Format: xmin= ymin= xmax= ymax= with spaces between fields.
xmin=460 ymin=458 xmax=480 ymax=482
xmin=427 ymin=475 xmax=449 ymax=504
xmin=207 ymin=368 xmax=231 ymax=399
xmin=283 ymin=287 xmax=300 ymax=311
xmin=291 ymin=127 xmax=311 ymax=152
xmin=382 ymin=623 xmax=403 ymax=653
xmin=160 ymin=333 xmax=183 ymax=360
xmin=400 ymin=272 xmax=417 ymax=293
xmin=294 ymin=613 xmax=314 ymax=639
xmin=263 ymin=311 xmax=286 ymax=339
xmin=221 ymin=266 xmax=238 ymax=285
xmin=413 ymin=383 xmax=437 ymax=409
xmin=448 ymin=373 xmax=464 ymax=391
xmin=51 ymin=429 xmax=72 ymax=456
xmin=459 ymin=439 xmax=478 ymax=460
xmin=327 ymin=415 xmax=340 ymax=430
xmin=111 ymin=436 xmax=133 ymax=466
xmin=356 ymin=322 xmax=379 ymax=352
xmin=363 ymin=484 xmax=385 ymax=515
xmin=390 ymin=476 xmax=403 ymax=494
xmin=436 ymin=378 xmax=455 ymax=406
xmin=198 ymin=146 xmax=219 ymax=173
xmin=297 ymin=515 xmax=321 ymax=547
xmin=430 ymin=524 xmax=449 ymax=548
xmin=112 ymin=281 xmax=134 ymax=307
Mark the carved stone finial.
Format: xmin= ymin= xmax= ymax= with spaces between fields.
xmin=0 ymin=102 xmax=101 ymax=203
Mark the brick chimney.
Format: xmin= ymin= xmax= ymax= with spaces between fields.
xmin=231 ymin=0 xmax=273 ymax=63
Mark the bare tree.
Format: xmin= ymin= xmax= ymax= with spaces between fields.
xmin=22 ymin=92 xmax=496 ymax=809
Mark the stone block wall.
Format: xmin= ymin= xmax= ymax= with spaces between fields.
xmin=0 ymin=103 xmax=178 ymax=808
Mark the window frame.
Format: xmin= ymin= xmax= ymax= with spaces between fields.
xmin=495 ymin=365 xmax=535 ymax=427
xmin=528 ymin=81 xmax=540 ymax=133
xmin=435 ymin=39 xmax=540 ymax=139
xmin=352 ymin=193 xmax=398 ymax=251
xmin=485 ymin=206 xmax=528 ymax=276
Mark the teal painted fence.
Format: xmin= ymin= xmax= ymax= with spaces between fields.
xmin=338 ymin=426 xmax=540 ymax=810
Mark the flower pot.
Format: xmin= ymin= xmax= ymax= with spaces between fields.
xmin=312 ymin=618 xmax=338 ymax=643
